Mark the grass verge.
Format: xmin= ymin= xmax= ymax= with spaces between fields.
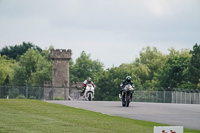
xmin=0 ymin=99 xmax=199 ymax=133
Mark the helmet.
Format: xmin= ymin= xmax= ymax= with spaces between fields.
xmin=87 ymin=77 xmax=92 ymax=83
xmin=126 ymin=76 xmax=131 ymax=81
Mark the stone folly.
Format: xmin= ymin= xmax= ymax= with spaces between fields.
xmin=44 ymin=49 xmax=72 ymax=100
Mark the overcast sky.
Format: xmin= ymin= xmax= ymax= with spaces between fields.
xmin=0 ymin=0 xmax=199 ymax=69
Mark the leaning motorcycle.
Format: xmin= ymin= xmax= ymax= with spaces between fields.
xmin=83 ymin=84 xmax=95 ymax=101
xmin=121 ymin=84 xmax=134 ymax=107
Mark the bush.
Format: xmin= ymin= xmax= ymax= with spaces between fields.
xmin=16 ymin=94 xmax=26 ymax=99
xmin=54 ymin=97 xmax=64 ymax=100
xmin=8 ymin=88 xmax=19 ymax=99
xmin=29 ymin=96 xmax=36 ymax=99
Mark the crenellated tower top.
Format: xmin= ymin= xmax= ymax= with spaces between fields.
xmin=50 ymin=49 xmax=72 ymax=60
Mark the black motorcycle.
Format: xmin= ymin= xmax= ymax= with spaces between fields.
xmin=121 ymin=84 xmax=134 ymax=107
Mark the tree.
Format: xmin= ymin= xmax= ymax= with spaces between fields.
xmin=11 ymin=49 xmax=52 ymax=86
xmin=94 ymin=65 xmax=142 ymax=101
xmin=156 ymin=48 xmax=191 ymax=89
xmin=121 ymin=63 xmax=150 ymax=85
xmin=134 ymin=46 xmax=166 ymax=89
xmin=0 ymin=55 xmax=16 ymax=85
xmin=29 ymin=50 xmax=52 ymax=86
xmin=70 ymin=51 xmax=104 ymax=82
xmin=94 ymin=67 xmax=124 ymax=101
xmin=188 ymin=43 xmax=200 ymax=86
xmin=0 ymin=42 xmax=42 ymax=60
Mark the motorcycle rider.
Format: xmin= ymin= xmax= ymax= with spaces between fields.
xmin=119 ymin=76 xmax=134 ymax=99
xmin=82 ymin=77 xmax=95 ymax=93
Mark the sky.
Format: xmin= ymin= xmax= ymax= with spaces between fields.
xmin=0 ymin=0 xmax=199 ymax=69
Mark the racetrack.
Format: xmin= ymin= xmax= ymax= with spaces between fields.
xmin=46 ymin=101 xmax=200 ymax=130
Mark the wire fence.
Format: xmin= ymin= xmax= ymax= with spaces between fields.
xmin=132 ymin=90 xmax=200 ymax=104
xmin=0 ymin=85 xmax=199 ymax=104
xmin=0 ymin=85 xmax=43 ymax=100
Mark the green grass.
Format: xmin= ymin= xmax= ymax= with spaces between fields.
xmin=0 ymin=99 xmax=199 ymax=133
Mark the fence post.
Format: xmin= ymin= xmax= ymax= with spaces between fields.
xmin=191 ymin=89 xmax=196 ymax=104
xmin=189 ymin=90 xmax=191 ymax=104
xmin=186 ymin=89 xmax=190 ymax=104
xmin=161 ymin=88 xmax=165 ymax=103
xmin=180 ymin=89 xmax=182 ymax=103
xmin=25 ymin=84 xmax=28 ymax=99
xmin=38 ymin=84 xmax=41 ymax=100
xmin=148 ymin=89 xmax=150 ymax=102
xmin=199 ymin=93 xmax=200 ymax=104
xmin=51 ymin=85 xmax=54 ymax=100
xmin=156 ymin=91 xmax=158 ymax=103
xmin=12 ymin=83 xmax=15 ymax=98
xmin=192 ymin=89 xmax=196 ymax=104
xmin=197 ymin=89 xmax=200 ymax=104
xmin=173 ymin=88 xmax=177 ymax=104
xmin=184 ymin=90 xmax=187 ymax=104
xmin=64 ymin=81 xmax=67 ymax=100
xmin=198 ymin=90 xmax=200 ymax=104
xmin=64 ymin=86 xmax=67 ymax=100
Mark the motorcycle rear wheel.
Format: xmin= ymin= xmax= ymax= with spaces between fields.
xmin=122 ymin=100 xmax=125 ymax=107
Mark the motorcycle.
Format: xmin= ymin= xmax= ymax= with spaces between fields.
xmin=121 ymin=84 xmax=134 ymax=107
xmin=83 ymin=84 xmax=95 ymax=101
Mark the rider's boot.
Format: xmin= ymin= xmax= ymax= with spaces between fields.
xmin=119 ymin=94 xmax=122 ymax=99
xmin=81 ymin=88 xmax=85 ymax=96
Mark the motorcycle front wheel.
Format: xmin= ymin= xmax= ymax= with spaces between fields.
xmin=88 ymin=93 xmax=92 ymax=101
xmin=122 ymin=93 xmax=126 ymax=107
xmin=125 ymin=95 xmax=130 ymax=107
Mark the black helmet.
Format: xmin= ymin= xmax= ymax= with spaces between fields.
xmin=126 ymin=76 xmax=131 ymax=81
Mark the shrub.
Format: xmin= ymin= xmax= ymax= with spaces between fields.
xmin=54 ymin=97 xmax=64 ymax=100
xmin=29 ymin=96 xmax=36 ymax=99
xmin=16 ymin=94 xmax=26 ymax=99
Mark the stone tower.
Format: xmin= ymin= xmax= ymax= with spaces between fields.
xmin=44 ymin=49 xmax=72 ymax=100
xmin=51 ymin=49 xmax=72 ymax=88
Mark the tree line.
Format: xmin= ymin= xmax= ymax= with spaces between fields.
xmin=0 ymin=42 xmax=200 ymax=100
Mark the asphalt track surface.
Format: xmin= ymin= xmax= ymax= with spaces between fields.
xmin=46 ymin=101 xmax=200 ymax=130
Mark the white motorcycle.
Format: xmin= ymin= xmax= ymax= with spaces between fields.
xmin=83 ymin=84 xmax=95 ymax=101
